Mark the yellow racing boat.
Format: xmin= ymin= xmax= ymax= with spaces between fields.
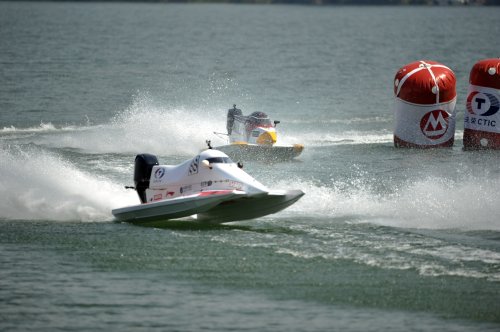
xmin=215 ymin=105 xmax=304 ymax=162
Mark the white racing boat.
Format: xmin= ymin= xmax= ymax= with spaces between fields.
xmin=214 ymin=105 xmax=304 ymax=162
xmin=112 ymin=147 xmax=304 ymax=226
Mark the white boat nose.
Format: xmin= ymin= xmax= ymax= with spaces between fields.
xmin=236 ymin=171 xmax=269 ymax=196
xmin=212 ymin=163 xmax=269 ymax=196
xmin=244 ymin=183 xmax=269 ymax=196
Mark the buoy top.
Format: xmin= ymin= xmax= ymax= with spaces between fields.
xmin=394 ymin=60 xmax=456 ymax=105
xmin=469 ymin=58 xmax=500 ymax=89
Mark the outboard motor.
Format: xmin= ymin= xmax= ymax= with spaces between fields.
xmin=226 ymin=104 xmax=242 ymax=134
xmin=134 ymin=154 xmax=159 ymax=203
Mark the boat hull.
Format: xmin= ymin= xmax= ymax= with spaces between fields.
xmin=197 ymin=189 xmax=304 ymax=223
xmin=112 ymin=189 xmax=304 ymax=227
xmin=216 ymin=143 xmax=303 ymax=162
xmin=112 ymin=190 xmax=244 ymax=226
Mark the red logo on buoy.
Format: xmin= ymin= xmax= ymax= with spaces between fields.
xmin=420 ymin=110 xmax=450 ymax=140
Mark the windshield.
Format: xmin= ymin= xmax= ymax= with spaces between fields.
xmin=205 ymin=157 xmax=233 ymax=164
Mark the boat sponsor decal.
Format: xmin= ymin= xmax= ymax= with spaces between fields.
xmin=154 ymin=167 xmax=165 ymax=179
xmin=228 ymin=180 xmax=243 ymax=190
xmin=153 ymin=194 xmax=162 ymax=201
xmin=420 ymin=109 xmax=450 ymax=140
xmin=201 ymin=180 xmax=213 ymax=188
xmin=188 ymin=155 xmax=200 ymax=176
xmin=199 ymin=190 xmax=233 ymax=197
xmin=180 ymin=185 xmax=192 ymax=194
xmin=211 ymin=179 xmax=243 ymax=190
xmin=206 ymin=179 xmax=243 ymax=190
xmin=167 ymin=191 xmax=175 ymax=197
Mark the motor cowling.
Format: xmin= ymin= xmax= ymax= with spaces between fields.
xmin=134 ymin=154 xmax=159 ymax=203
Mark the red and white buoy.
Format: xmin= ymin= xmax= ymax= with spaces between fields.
xmin=393 ymin=60 xmax=457 ymax=148
xmin=463 ymin=58 xmax=500 ymax=150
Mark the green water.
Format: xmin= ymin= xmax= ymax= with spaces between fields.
xmin=1 ymin=2 xmax=499 ymax=330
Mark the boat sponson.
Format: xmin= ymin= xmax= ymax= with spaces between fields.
xmin=112 ymin=190 xmax=245 ymax=224
xmin=196 ymin=189 xmax=304 ymax=223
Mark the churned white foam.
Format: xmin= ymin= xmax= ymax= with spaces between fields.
xmin=376 ymin=177 xmax=500 ymax=230
xmin=278 ymin=128 xmax=464 ymax=147
xmin=286 ymin=116 xmax=392 ymax=125
xmin=0 ymin=147 xmax=137 ymax=222
xmin=102 ymin=96 xmax=225 ymax=155
xmin=11 ymin=96 xmax=226 ymax=156
xmin=277 ymin=129 xmax=394 ymax=147
xmin=1 ymin=122 xmax=60 ymax=133
xmin=274 ymin=176 xmax=500 ymax=231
